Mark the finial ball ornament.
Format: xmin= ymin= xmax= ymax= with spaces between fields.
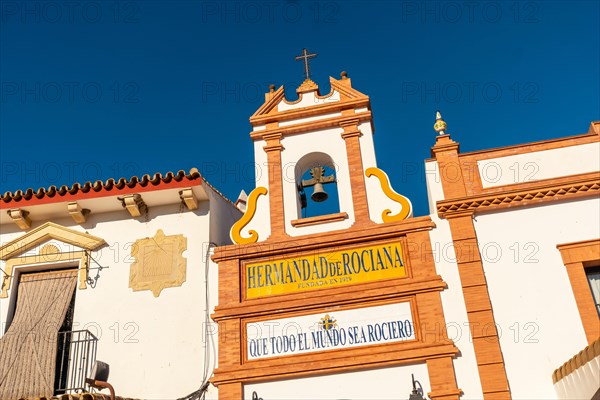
xmin=434 ymin=110 xmax=448 ymax=135
xmin=269 ymin=84 xmax=275 ymax=92
xmin=341 ymin=71 xmax=348 ymax=79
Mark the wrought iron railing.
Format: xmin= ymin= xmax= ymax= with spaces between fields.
xmin=54 ymin=329 xmax=98 ymax=394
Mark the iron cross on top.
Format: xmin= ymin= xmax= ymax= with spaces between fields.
xmin=295 ymin=48 xmax=317 ymax=80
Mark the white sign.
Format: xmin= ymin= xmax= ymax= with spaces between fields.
xmin=246 ymin=302 xmax=415 ymax=360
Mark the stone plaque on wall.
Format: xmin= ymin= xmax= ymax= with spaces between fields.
xmin=129 ymin=229 xmax=187 ymax=297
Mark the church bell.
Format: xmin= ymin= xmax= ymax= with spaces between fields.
xmin=311 ymin=182 xmax=328 ymax=202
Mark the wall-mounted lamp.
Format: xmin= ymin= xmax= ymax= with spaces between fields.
xmin=86 ymin=360 xmax=115 ymax=400
xmin=408 ymin=374 xmax=425 ymax=400
xmin=300 ymin=165 xmax=335 ymax=203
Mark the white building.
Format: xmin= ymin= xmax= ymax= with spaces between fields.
xmin=427 ymin=115 xmax=600 ymax=399
xmin=0 ymin=169 xmax=241 ymax=399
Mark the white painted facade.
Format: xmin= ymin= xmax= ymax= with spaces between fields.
xmin=0 ymin=179 xmax=241 ymax=399
xmin=477 ymin=142 xmax=600 ymax=188
xmin=426 ymin=135 xmax=600 ymax=399
xmin=244 ymin=364 xmax=432 ymax=400
xmin=474 ymin=200 xmax=596 ymax=398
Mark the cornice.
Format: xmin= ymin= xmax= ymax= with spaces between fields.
xmin=211 ymin=342 xmax=459 ymax=386
xmin=249 ymin=98 xmax=370 ymax=127
xmin=212 ymin=276 xmax=447 ymax=321
xmin=437 ymin=173 xmax=600 ymax=217
xmin=426 ymin=128 xmax=599 ymax=163
xmin=250 ymin=112 xmax=373 ymax=141
xmin=213 ymin=216 xmax=435 ymax=263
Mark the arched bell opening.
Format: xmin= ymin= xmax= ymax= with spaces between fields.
xmin=294 ymin=152 xmax=340 ymax=219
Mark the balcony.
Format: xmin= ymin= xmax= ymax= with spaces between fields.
xmin=55 ymin=329 xmax=98 ymax=394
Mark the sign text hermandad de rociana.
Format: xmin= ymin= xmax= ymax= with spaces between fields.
xmin=245 ymin=242 xmax=406 ymax=298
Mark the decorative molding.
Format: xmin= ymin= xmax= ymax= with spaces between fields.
xmin=179 ymin=188 xmax=198 ymax=210
xmin=129 ymin=229 xmax=187 ymax=297
xmin=437 ymin=178 xmax=600 ymax=217
xmin=553 ymin=337 xmax=600 ymax=384
xmin=365 ymin=167 xmax=412 ymax=222
xmin=1 ymin=248 xmax=90 ymax=298
xmin=263 ymin=144 xmax=284 ymax=153
xmin=426 ymin=128 xmax=599 ymax=163
xmin=296 ymin=78 xmax=319 ymax=94
xmin=7 ymin=208 xmax=31 ymax=230
xmin=557 ymin=238 xmax=600 ymax=343
xmin=249 ymin=76 xmax=370 ymax=127
xmin=215 ymin=216 xmax=435 ymax=263
xmin=68 ymin=201 xmax=90 ymax=224
xmin=119 ymin=193 xmax=148 ymax=218
xmin=250 ymin=112 xmax=372 ymax=141
xmin=230 ymin=187 xmax=268 ymax=245
xmin=0 ymin=222 xmax=106 ymax=261
xmin=291 ymin=212 xmax=348 ymax=227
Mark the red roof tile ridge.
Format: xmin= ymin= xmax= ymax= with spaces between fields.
xmin=1 ymin=168 xmax=203 ymax=205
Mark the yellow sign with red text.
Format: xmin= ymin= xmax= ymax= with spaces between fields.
xmin=245 ymin=242 xmax=406 ymax=299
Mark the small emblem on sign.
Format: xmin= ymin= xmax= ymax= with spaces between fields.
xmin=319 ymin=314 xmax=337 ymax=331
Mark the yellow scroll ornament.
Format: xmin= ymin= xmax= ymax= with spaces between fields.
xmin=365 ymin=167 xmax=412 ymax=222
xmin=230 ymin=187 xmax=268 ymax=244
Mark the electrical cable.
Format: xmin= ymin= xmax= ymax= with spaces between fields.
xmin=176 ymin=241 xmax=217 ymax=400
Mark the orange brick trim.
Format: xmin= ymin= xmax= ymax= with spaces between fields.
xmin=427 ymin=357 xmax=463 ymax=400
xmin=250 ymin=98 xmax=370 ymax=126
xmin=213 ymin=216 xmax=435 ymax=263
xmin=446 ymin=214 xmax=511 ymax=399
xmin=212 ymin=294 xmax=460 ymax=387
xmin=213 ymin=276 xmax=447 ymax=321
xmin=212 ymin=342 xmax=459 ymax=385
xmin=262 ymin=132 xmax=289 ymax=240
xmin=250 ymin=112 xmax=372 ymax=140
xmin=437 ymin=174 xmax=600 ymax=217
xmin=340 ymin=120 xmax=371 ymax=226
xmin=428 ymin=123 xmax=599 ymax=199
xmin=216 ymin=382 xmax=243 ymax=399
xmin=212 ymin=216 xmax=461 ymax=398
xmin=557 ymin=239 xmax=600 ymax=344
xmin=426 ymin=124 xmax=599 ymax=163
xmin=290 ymin=212 xmax=348 ymax=227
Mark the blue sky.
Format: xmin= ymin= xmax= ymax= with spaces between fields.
xmin=1 ymin=0 xmax=598 ymax=217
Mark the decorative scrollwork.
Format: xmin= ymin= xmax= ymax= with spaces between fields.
xmin=230 ymin=187 xmax=268 ymax=244
xmin=365 ymin=167 xmax=412 ymax=222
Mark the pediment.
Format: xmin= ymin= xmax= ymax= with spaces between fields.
xmin=0 ymin=222 xmax=106 ymax=260
xmin=250 ymin=77 xmax=369 ymax=120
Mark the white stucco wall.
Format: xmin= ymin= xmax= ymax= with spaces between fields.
xmin=243 ymin=363 xmax=431 ymax=399
xmin=473 ymin=198 xmax=599 ymax=398
xmin=425 ymin=161 xmax=444 ymax=212
xmin=0 ymin=198 xmax=226 ymax=399
xmin=208 ymin=188 xmax=243 ymax=246
xmin=477 ymin=142 xmax=600 ymax=188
